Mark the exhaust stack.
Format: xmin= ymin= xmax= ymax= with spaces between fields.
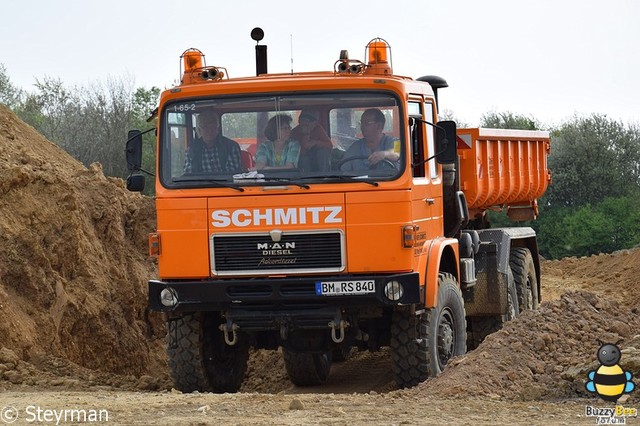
xmin=251 ymin=27 xmax=267 ymax=76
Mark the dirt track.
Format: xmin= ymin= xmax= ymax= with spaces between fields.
xmin=0 ymin=105 xmax=639 ymax=425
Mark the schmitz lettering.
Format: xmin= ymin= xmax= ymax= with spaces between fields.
xmin=211 ymin=206 xmax=343 ymax=227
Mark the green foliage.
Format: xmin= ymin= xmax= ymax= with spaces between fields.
xmin=480 ymin=111 xmax=540 ymax=130
xmin=545 ymin=114 xmax=640 ymax=207
xmin=130 ymin=87 xmax=160 ymax=196
xmin=9 ymin=76 xmax=159 ymax=183
xmin=133 ymin=86 xmax=160 ymax=121
xmin=439 ymin=108 xmax=471 ymax=129
xmin=0 ymin=64 xmax=23 ymax=108
xmin=535 ymin=195 xmax=640 ymax=258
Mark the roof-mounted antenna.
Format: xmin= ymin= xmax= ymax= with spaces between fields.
xmin=290 ymin=34 xmax=294 ymax=75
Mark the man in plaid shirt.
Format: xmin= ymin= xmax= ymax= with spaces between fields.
xmin=183 ymin=109 xmax=242 ymax=174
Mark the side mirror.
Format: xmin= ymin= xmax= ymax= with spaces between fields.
xmin=126 ymin=174 xmax=145 ymax=192
xmin=435 ymin=120 xmax=457 ymax=164
xmin=126 ymin=130 xmax=143 ymax=172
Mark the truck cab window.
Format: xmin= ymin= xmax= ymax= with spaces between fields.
xmin=424 ymin=102 xmax=437 ymax=180
xmin=408 ymin=101 xmax=425 ymax=178
xmin=160 ymin=93 xmax=404 ymax=187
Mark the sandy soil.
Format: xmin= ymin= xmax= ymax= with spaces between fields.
xmin=0 ymin=105 xmax=638 ymax=425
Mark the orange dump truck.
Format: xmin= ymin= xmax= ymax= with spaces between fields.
xmin=125 ymin=30 xmax=551 ymax=393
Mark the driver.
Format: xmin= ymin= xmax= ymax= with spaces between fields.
xmin=339 ymin=108 xmax=400 ymax=171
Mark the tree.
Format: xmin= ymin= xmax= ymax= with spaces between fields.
xmin=535 ymin=196 xmax=640 ymax=259
xmin=0 ymin=64 xmax=23 ymax=108
xmin=13 ymin=76 xmax=160 ymax=180
xmin=480 ymin=111 xmax=540 ymax=130
xmin=130 ymin=87 xmax=160 ymax=195
xmin=438 ymin=108 xmax=470 ymax=128
xmin=545 ymin=114 xmax=640 ymax=208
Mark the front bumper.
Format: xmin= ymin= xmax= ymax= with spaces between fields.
xmin=148 ymin=272 xmax=421 ymax=313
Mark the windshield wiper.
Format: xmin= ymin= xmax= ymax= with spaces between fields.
xmin=302 ymin=174 xmax=379 ymax=187
xmin=234 ymin=174 xmax=310 ymax=189
xmin=266 ymin=179 xmax=310 ymax=189
xmin=173 ymin=176 xmax=244 ymax=192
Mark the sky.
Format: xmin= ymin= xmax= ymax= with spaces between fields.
xmin=2 ymin=0 xmax=639 ymax=127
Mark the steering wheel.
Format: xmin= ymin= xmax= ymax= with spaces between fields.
xmin=336 ymin=155 xmax=398 ymax=171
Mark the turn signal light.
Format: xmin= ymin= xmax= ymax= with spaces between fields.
xmin=149 ymin=233 xmax=161 ymax=257
xmin=402 ymin=225 xmax=417 ymax=248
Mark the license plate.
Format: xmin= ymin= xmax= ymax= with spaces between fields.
xmin=315 ymin=280 xmax=375 ymax=296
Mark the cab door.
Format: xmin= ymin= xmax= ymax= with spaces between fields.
xmin=408 ymin=100 xmax=443 ymax=265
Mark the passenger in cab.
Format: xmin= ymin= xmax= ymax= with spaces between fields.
xmin=291 ymin=109 xmax=333 ymax=172
xmin=254 ymin=114 xmax=301 ymax=170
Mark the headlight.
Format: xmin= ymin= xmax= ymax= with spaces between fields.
xmin=160 ymin=288 xmax=178 ymax=307
xmin=384 ymin=280 xmax=404 ymax=301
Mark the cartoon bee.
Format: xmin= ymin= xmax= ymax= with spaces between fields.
xmin=586 ymin=341 xmax=636 ymax=402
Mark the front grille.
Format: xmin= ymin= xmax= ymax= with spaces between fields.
xmin=212 ymin=230 xmax=344 ymax=275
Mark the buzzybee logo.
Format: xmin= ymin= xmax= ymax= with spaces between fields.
xmin=585 ymin=341 xmax=636 ymax=402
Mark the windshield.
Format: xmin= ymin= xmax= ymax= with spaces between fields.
xmin=159 ymin=92 xmax=404 ymax=188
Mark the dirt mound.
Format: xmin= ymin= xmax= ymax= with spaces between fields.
xmin=415 ymin=290 xmax=639 ymax=401
xmin=416 ymin=250 xmax=640 ymax=402
xmin=0 ymin=105 xmax=166 ymax=384
xmin=0 ymin=104 xmax=638 ymax=404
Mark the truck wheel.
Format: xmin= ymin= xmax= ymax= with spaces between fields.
xmin=391 ymin=273 xmax=466 ymax=388
xmin=332 ymin=344 xmax=354 ymax=362
xmin=283 ymin=349 xmax=332 ymax=386
xmin=510 ymin=247 xmax=539 ymax=311
xmin=166 ymin=313 xmax=249 ymax=393
xmin=505 ymin=266 xmax=519 ymax=321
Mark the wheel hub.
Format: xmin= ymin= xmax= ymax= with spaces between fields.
xmin=437 ymin=311 xmax=455 ymax=363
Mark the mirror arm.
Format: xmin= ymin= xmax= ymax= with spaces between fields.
xmin=409 ymin=116 xmax=447 ymax=138
xmin=129 ymin=167 xmax=155 ymax=177
xmin=409 ymin=117 xmax=450 ymax=168
xmin=125 ymin=127 xmax=156 ymax=146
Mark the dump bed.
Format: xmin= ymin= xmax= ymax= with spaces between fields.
xmin=456 ymin=128 xmax=551 ymax=220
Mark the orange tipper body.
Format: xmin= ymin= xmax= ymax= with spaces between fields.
xmin=456 ymin=128 xmax=551 ymax=219
xmin=126 ymin=33 xmax=551 ymax=392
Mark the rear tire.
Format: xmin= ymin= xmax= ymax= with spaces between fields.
xmin=331 ymin=344 xmax=354 ymax=362
xmin=510 ymin=247 xmax=539 ymax=311
xmin=283 ymin=349 xmax=332 ymax=386
xmin=391 ymin=273 xmax=467 ymax=388
xmin=166 ymin=313 xmax=249 ymax=393
xmin=505 ymin=267 xmax=519 ymax=321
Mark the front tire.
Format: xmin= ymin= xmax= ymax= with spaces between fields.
xmin=391 ymin=273 xmax=467 ymax=388
xmin=166 ymin=313 xmax=249 ymax=393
